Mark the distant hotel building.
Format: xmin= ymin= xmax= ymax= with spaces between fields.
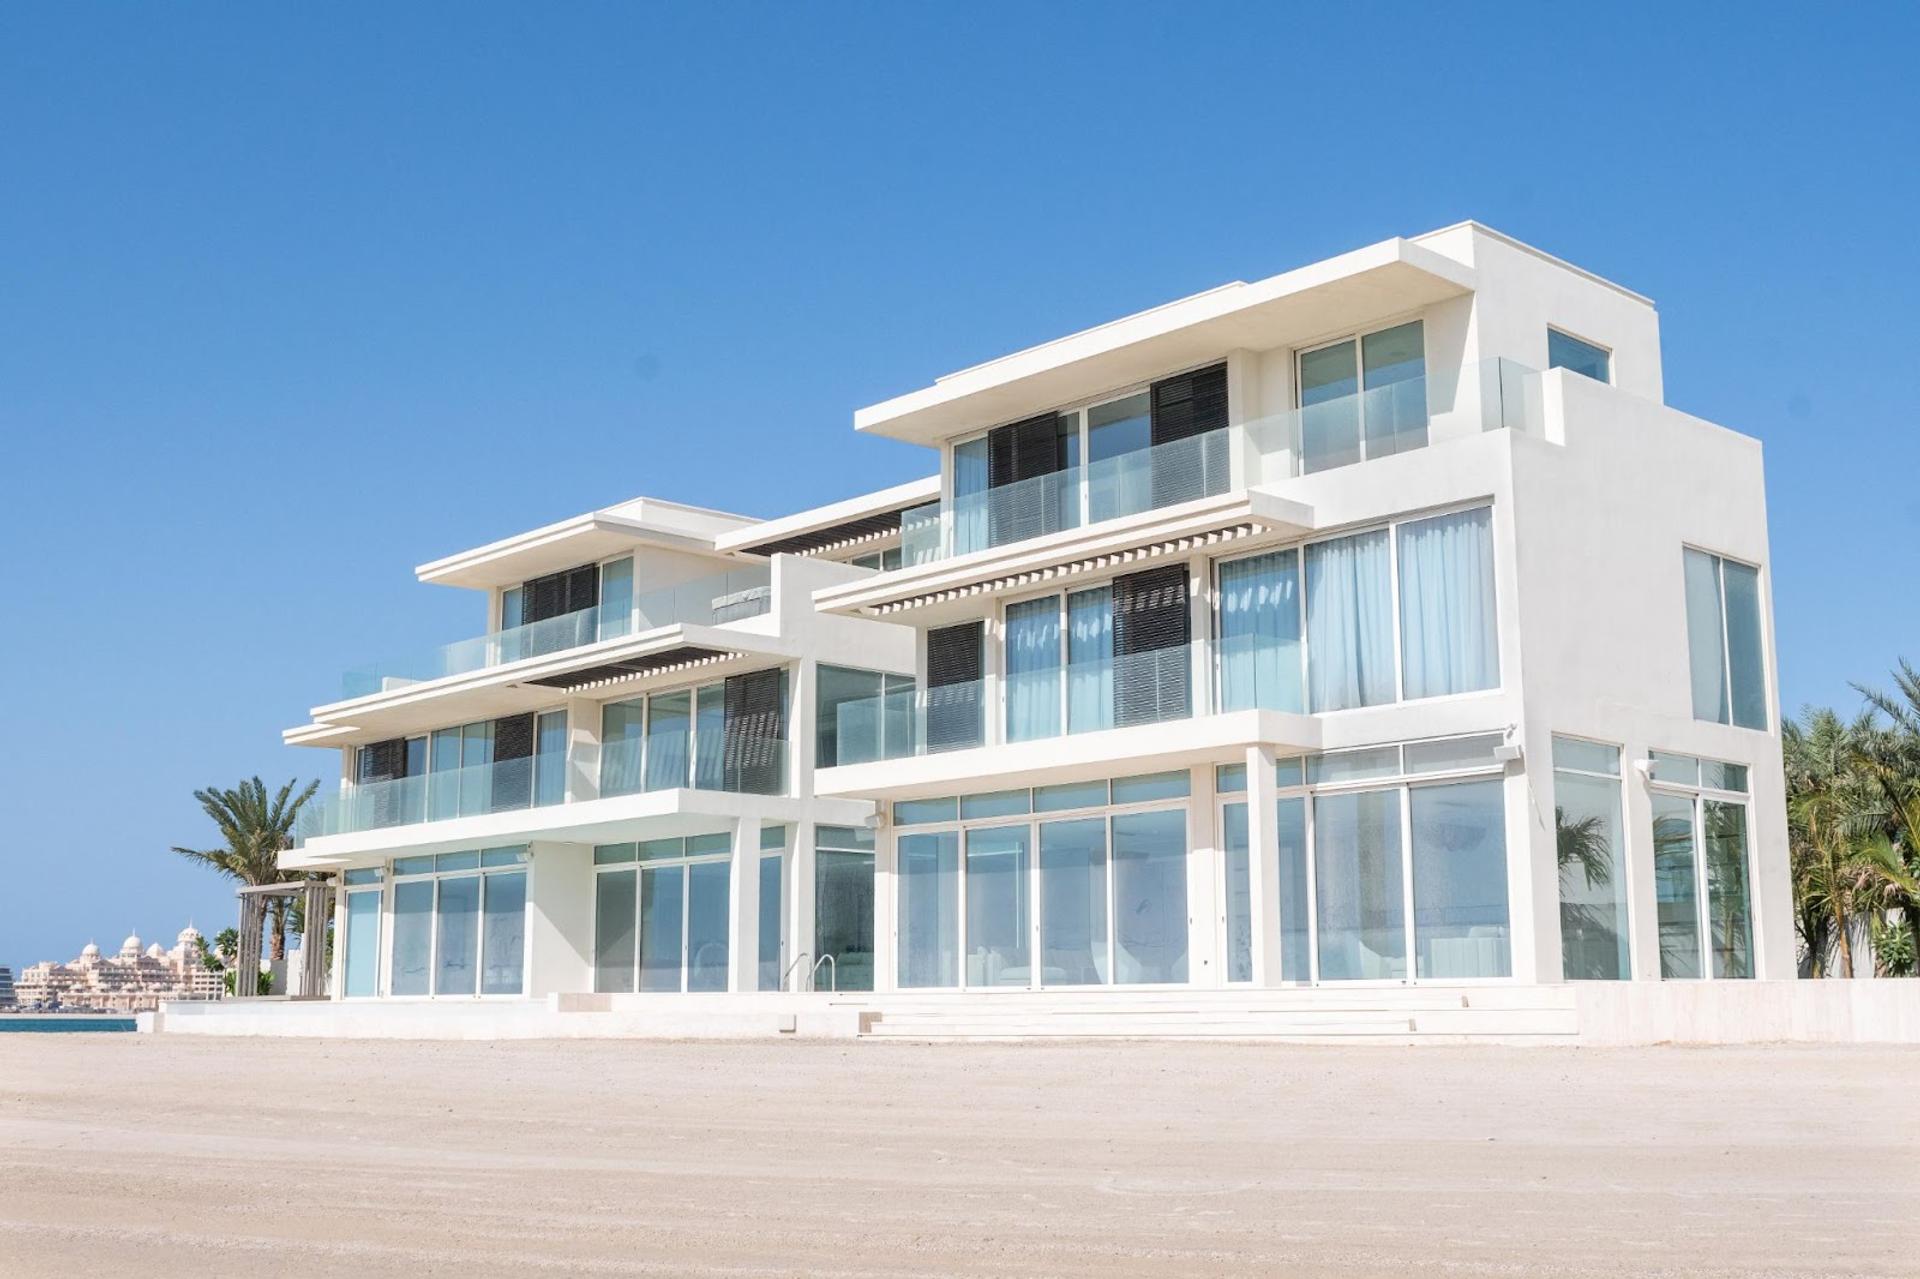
xmin=18 ymin=928 xmax=223 ymax=1012
xmin=0 ymin=966 xmax=15 ymax=1010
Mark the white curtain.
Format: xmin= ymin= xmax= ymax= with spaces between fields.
xmin=1217 ymin=550 xmax=1301 ymax=711
xmin=1306 ymin=529 xmax=1393 ymax=711
xmin=1067 ymin=587 xmax=1113 ymax=732
xmin=1004 ymin=597 xmax=1061 ymax=741
xmin=1397 ymin=507 xmax=1499 ymax=700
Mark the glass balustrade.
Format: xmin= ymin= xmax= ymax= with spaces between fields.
xmin=897 ymin=358 xmax=1543 ymax=567
xmin=599 ymin=726 xmax=790 ymax=799
xmin=340 ymin=566 xmax=772 ymax=699
xmin=295 ymin=754 xmax=567 ymax=844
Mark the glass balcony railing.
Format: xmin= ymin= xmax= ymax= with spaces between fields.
xmin=340 ymin=566 xmax=772 ymax=699
xmin=598 ymin=726 xmax=790 ymax=798
xmin=896 ymin=358 xmax=1542 ymax=568
xmin=817 ymin=642 xmax=1200 ymax=765
xmin=294 ymin=754 xmax=569 ymax=844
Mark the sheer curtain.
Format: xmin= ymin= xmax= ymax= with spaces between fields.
xmin=1067 ymin=587 xmax=1113 ymax=732
xmin=1398 ymin=507 xmax=1499 ymax=700
xmin=1217 ymin=549 xmax=1301 ymax=712
xmin=1305 ymin=530 xmax=1393 ymax=711
xmin=1004 ymin=597 xmax=1062 ymax=741
xmin=952 ymin=438 xmax=990 ymax=556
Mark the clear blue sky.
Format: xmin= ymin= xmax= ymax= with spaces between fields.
xmin=2 ymin=4 xmax=1915 ymax=973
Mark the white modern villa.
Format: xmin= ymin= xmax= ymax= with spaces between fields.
xmin=165 ymin=222 xmax=1902 ymax=1043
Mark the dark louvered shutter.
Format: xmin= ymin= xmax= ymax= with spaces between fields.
xmin=1112 ymin=565 xmax=1191 ymax=726
xmin=925 ymin=621 xmax=985 ymax=751
xmin=563 ymin=564 xmax=600 ymax=615
xmin=490 ymin=713 xmax=535 ymax=812
xmin=522 ymin=571 xmax=566 ymax=624
xmin=1149 ymin=364 xmax=1230 ymax=508
xmin=357 ymin=738 xmax=408 ymax=829
xmin=987 ymin=412 xmax=1067 ymax=546
xmin=724 ymin=668 xmax=789 ymax=794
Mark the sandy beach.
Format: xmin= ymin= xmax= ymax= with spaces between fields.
xmin=1 ymin=1035 xmax=1914 ymax=1277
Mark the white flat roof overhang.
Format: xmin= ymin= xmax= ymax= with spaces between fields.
xmin=811 ymin=488 xmax=1313 ymax=624
xmin=714 ymin=475 xmax=941 ymax=558
xmin=813 ymin=710 xmax=1321 ymax=802
xmin=854 ymin=239 xmax=1476 ymax=446
xmin=282 ymin=790 xmax=877 ymax=868
xmin=416 ymin=513 xmax=739 ymax=591
xmin=289 ymin=624 xmax=797 ymax=745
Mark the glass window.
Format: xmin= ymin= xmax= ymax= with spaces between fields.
xmin=898 ymin=831 xmax=960 ymax=988
xmin=1067 ymin=586 xmax=1115 ymax=733
xmin=1305 ymin=529 xmax=1394 ymax=711
xmin=817 ymin=665 xmax=894 ymax=767
xmin=436 ymin=850 xmax=479 ymax=873
xmin=960 ymin=789 xmax=1030 ymax=820
xmin=1650 ymin=750 xmax=1700 ymax=786
xmin=687 ymin=861 xmax=731 ymax=992
xmin=1111 ymin=809 xmax=1188 ymax=984
xmin=1217 ymin=549 xmax=1303 ymax=713
xmin=893 ymin=797 xmax=958 ymax=827
xmin=599 ymin=557 xmax=634 ymax=640
xmin=393 ymin=854 xmax=435 ymax=877
xmin=1547 ymin=328 xmax=1611 ymax=383
xmin=645 ymin=690 xmax=692 ymax=791
xmin=480 ymin=872 xmax=527 ymax=995
xmin=1222 ymin=803 xmax=1252 ymax=983
xmin=1087 ymin=392 xmax=1153 ymax=524
xmin=1553 ymin=746 xmax=1630 ymax=981
xmin=1704 ymin=801 xmax=1754 ymax=979
xmin=1033 ymin=779 xmax=1108 ymax=812
xmin=1652 ymin=793 xmax=1702 ymax=979
xmin=1360 ymin=320 xmax=1427 ymax=458
xmin=390 ymin=880 xmax=433 ymax=995
xmin=1040 ymin=817 xmax=1109 ymax=986
xmin=638 ymin=865 xmax=685 ymax=992
xmin=593 ymin=843 xmax=636 ymax=866
xmin=594 ymin=870 xmax=637 ymax=993
xmin=434 ymin=875 xmax=481 ymax=997
xmin=1702 ymin=760 xmax=1749 ymax=793
xmin=1308 ymin=745 xmax=1401 ymax=785
xmin=343 ymin=889 xmax=381 ymax=997
xmin=501 ymin=586 xmax=524 ymax=631
xmin=1299 ymin=340 xmax=1361 ymax=473
xmin=1314 ymin=790 xmax=1405 ymax=980
xmin=1006 ymin=596 xmax=1063 ymax=742
xmin=1111 ymin=770 xmax=1190 ymax=805
xmin=535 ymin=710 xmax=567 ymax=807
xmin=757 ymin=854 xmax=784 ymax=991
xmin=815 ymin=849 xmax=875 ymax=991
xmin=1404 ymin=733 xmax=1503 ymax=774
xmin=1277 ymin=796 xmax=1310 ymax=981
xmin=1410 ymin=780 xmax=1511 ymax=978
xmin=965 ymin=826 xmax=1031 ymax=986
xmin=1398 ymin=507 xmax=1499 ymax=700
xmin=600 ymin=700 xmax=644 ymax=798
xmin=1214 ymin=763 xmax=1247 ymax=793
xmin=952 ymin=436 xmax=990 ymax=557
xmin=1686 ymin=549 xmax=1768 ymax=730
xmin=694 ymin=683 xmax=726 ymax=792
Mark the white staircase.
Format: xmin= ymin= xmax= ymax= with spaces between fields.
xmin=844 ymin=984 xmax=1582 ymax=1043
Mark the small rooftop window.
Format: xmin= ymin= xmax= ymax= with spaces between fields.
xmin=1548 ymin=328 xmax=1611 ymax=383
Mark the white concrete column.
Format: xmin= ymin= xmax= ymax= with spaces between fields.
xmin=981 ymin=611 xmax=1003 ymax=747
xmin=564 ymin=696 xmax=602 ymax=803
xmin=874 ymin=818 xmax=896 ymax=992
xmin=1621 ymin=739 xmax=1663 ymax=984
xmin=1187 ymin=553 xmax=1211 ymax=717
xmin=789 ymin=659 xmax=815 ymax=800
xmin=1185 ymin=766 xmax=1221 ymax=987
xmin=525 ymin=841 xmax=595 ymax=997
xmin=327 ymin=877 xmax=349 ymax=1000
xmin=789 ymin=819 xmax=816 ymax=990
xmin=1244 ymin=744 xmax=1283 ymax=986
xmin=727 ymin=818 xmax=760 ymax=993
xmin=1224 ymin=348 xmax=1261 ymax=489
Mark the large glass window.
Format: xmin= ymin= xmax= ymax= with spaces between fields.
xmin=433 ymin=876 xmax=479 ymax=996
xmin=535 ymin=710 xmax=568 ymax=807
xmin=965 ymin=826 xmax=1031 ymax=986
xmin=1039 ymin=817 xmax=1109 ymax=986
xmin=1217 ymin=549 xmax=1302 ymax=713
xmin=1410 ymin=780 xmax=1511 ymax=978
xmin=1547 ymin=328 xmax=1611 ymax=383
xmin=952 ymin=437 xmax=990 ymax=557
xmin=1087 ymin=392 xmax=1153 ymax=523
xmin=1067 ymin=587 xmax=1114 ymax=733
xmin=386 ymin=849 xmax=530 ymax=998
xmin=1652 ymin=793 xmax=1702 ymax=979
xmin=343 ymin=887 xmax=382 ymax=997
xmin=898 ymin=831 xmax=960 ymax=988
xmin=1299 ymin=321 xmax=1426 ymax=473
xmin=1305 ymin=530 xmax=1394 ymax=711
xmin=1005 ymin=597 xmax=1063 ymax=742
xmin=1112 ymin=808 xmax=1188 ymax=984
xmin=1221 ymin=794 xmax=1315 ymax=984
xmin=1684 ymin=548 xmax=1767 ymax=730
xmin=638 ymin=865 xmax=685 ymax=992
xmin=646 ymin=690 xmax=693 ymax=791
xmin=1314 ymin=790 xmax=1405 ymax=980
xmin=758 ymin=840 xmax=785 ymax=992
xmin=1553 ymin=738 xmax=1630 ymax=980
xmin=1704 ymin=801 xmax=1754 ymax=979
xmin=390 ymin=880 xmax=433 ymax=995
xmin=601 ymin=700 xmax=645 ymax=797
xmin=816 ymin=827 xmax=876 ymax=991
xmin=594 ymin=867 xmax=638 ymax=993
xmin=480 ymin=871 xmax=527 ymax=995
xmin=687 ymin=860 xmax=731 ymax=992
xmin=598 ymin=556 xmax=634 ymax=640
xmin=1222 ymin=804 xmax=1252 ymax=982
xmin=596 ymin=837 xmax=732 ymax=994
xmin=1398 ymin=508 xmax=1499 ymax=699
xmin=817 ymin=665 xmax=915 ymax=766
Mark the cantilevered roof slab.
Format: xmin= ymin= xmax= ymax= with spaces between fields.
xmin=855 ymin=238 xmax=1476 ymax=447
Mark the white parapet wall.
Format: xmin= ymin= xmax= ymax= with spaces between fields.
xmin=1573 ymin=980 xmax=1920 ymax=1046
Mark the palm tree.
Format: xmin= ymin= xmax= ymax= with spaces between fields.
xmin=172 ymin=777 xmax=320 ymax=966
xmin=1783 ymin=709 xmax=1882 ymax=977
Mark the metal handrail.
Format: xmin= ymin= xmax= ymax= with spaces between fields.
xmin=780 ymin=951 xmax=813 ymax=992
xmin=812 ymin=953 xmax=837 ymax=993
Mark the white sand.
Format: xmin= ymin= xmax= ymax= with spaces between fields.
xmin=1 ymin=1035 xmax=1914 ymax=1277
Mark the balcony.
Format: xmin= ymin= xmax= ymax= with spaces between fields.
xmin=340 ymin=565 xmax=772 ymax=700
xmin=896 ymin=358 xmax=1539 ymax=567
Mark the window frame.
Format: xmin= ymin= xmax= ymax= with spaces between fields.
xmin=1548 ymin=733 xmax=1633 ymax=981
xmin=380 ymin=847 xmax=533 ymax=1000
xmin=1683 ymin=545 xmax=1770 ymax=731
xmin=1644 ymin=752 xmax=1757 ymax=981
xmin=1546 ymin=326 xmax=1613 ymax=385
xmin=589 ymin=836 xmax=735 ymax=995
xmin=1293 ymin=314 xmax=1431 ymax=471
